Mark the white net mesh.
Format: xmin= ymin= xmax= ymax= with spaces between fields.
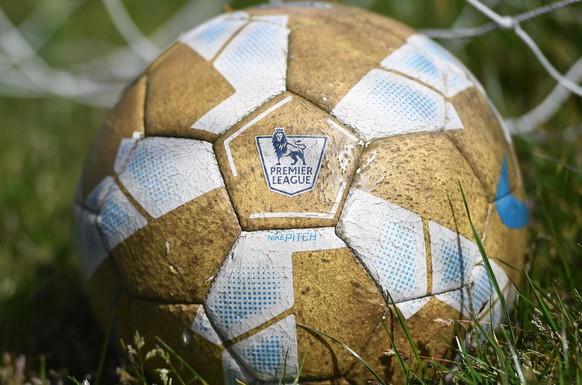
xmin=0 ymin=0 xmax=580 ymax=135
xmin=418 ymin=0 xmax=582 ymax=135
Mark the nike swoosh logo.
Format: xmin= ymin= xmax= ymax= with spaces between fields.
xmin=495 ymin=154 xmax=529 ymax=229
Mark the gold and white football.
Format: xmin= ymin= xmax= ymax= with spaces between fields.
xmin=74 ymin=2 xmax=528 ymax=384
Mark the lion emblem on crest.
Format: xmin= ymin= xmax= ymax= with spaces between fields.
xmin=272 ymin=127 xmax=307 ymax=165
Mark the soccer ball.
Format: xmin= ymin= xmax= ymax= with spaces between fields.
xmin=74 ymin=2 xmax=529 ymax=384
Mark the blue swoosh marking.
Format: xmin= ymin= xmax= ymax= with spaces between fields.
xmin=495 ymin=155 xmax=529 ymax=229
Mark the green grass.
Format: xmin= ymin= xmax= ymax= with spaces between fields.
xmin=0 ymin=0 xmax=581 ymax=384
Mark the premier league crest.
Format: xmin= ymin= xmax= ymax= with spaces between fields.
xmin=256 ymin=127 xmax=327 ymax=196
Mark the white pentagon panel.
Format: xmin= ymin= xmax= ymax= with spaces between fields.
xmin=192 ymin=18 xmax=289 ymax=136
xmin=113 ymin=138 xmax=138 ymax=175
xmin=74 ymin=205 xmax=108 ymax=280
xmin=444 ymin=71 xmax=473 ymax=98
xmin=118 ymin=137 xmax=224 ymax=218
xmin=222 ymin=350 xmax=255 ymax=385
xmin=332 ymin=69 xmax=457 ymax=141
xmin=205 ymin=227 xmax=344 ymax=340
xmin=409 ymin=35 xmax=457 ymax=67
xmin=429 ymin=221 xmax=481 ymax=294
xmin=445 ymin=101 xmax=464 ymax=130
xmin=338 ymin=188 xmax=427 ymax=305
xmin=180 ymin=11 xmax=249 ymax=61
xmin=97 ymin=183 xmax=147 ymax=251
xmin=230 ymin=315 xmax=298 ymax=382
xmin=396 ymin=296 xmax=430 ymax=320
xmin=407 ymin=34 xmax=473 ymax=97
xmin=84 ymin=176 xmax=114 ymax=212
xmin=191 ymin=307 xmax=223 ymax=346
xmin=380 ymin=43 xmax=446 ymax=93
xmin=435 ymin=261 xmax=510 ymax=318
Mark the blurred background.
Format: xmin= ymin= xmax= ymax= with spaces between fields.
xmin=0 ymin=0 xmax=580 ymax=382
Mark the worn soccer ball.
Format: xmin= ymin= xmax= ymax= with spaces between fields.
xmin=74 ymin=2 xmax=528 ymax=384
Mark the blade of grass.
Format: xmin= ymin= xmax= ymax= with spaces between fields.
xmin=458 ymin=182 xmax=515 ymax=342
xmin=515 ymin=283 xmax=535 ymax=331
xmin=292 ymin=348 xmax=308 ymax=385
xmin=95 ymin=287 xmax=120 ymax=385
xmin=553 ymin=288 xmax=572 ymax=371
xmin=385 ymin=292 xmax=426 ymax=375
xmin=40 ymin=354 xmax=46 ymax=383
xmin=297 ymin=323 xmax=386 ymax=385
xmin=67 ymin=376 xmax=83 ymax=385
xmin=155 ymin=336 xmax=209 ymax=385
xmin=524 ymin=271 xmax=560 ymax=332
xmin=473 ymin=276 xmax=527 ymax=383
xmin=168 ymin=363 xmax=188 ymax=385
xmin=279 ymin=348 xmax=288 ymax=385
xmin=380 ymin=319 xmax=409 ymax=383
xmin=454 ymin=335 xmax=482 ymax=383
xmin=431 ymin=360 xmax=474 ymax=385
xmin=408 ymin=361 xmax=429 ymax=384
xmin=540 ymin=193 xmax=573 ymax=286
xmin=476 ymin=299 xmax=524 ymax=383
xmin=498 ymin=319 xmax=527 ymax=384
